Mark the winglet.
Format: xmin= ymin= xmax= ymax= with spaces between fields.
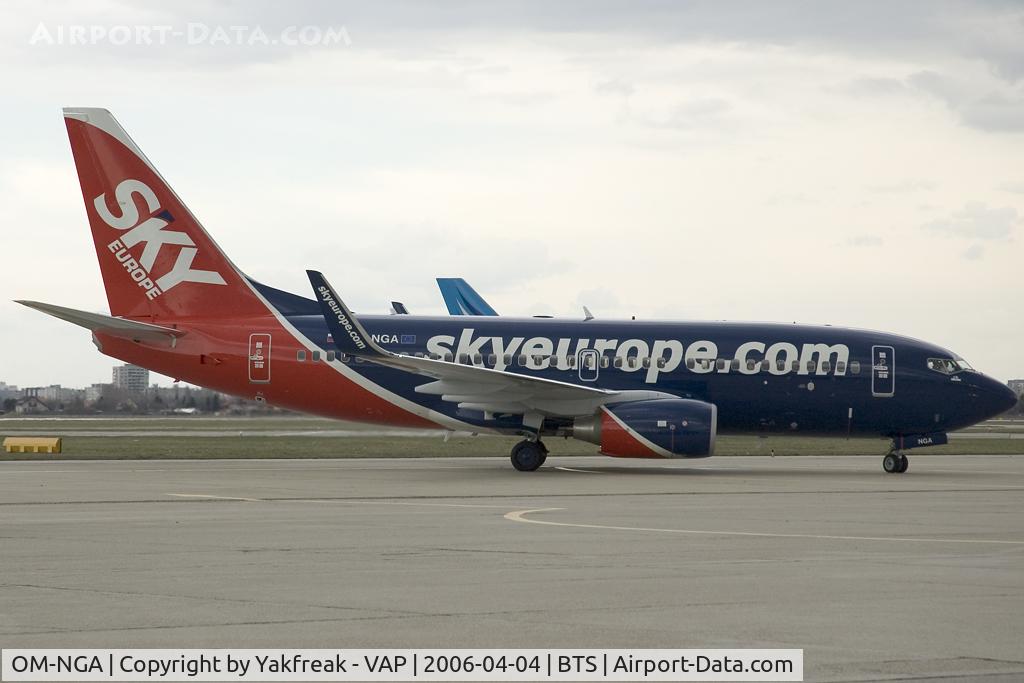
xmin=306 ymin=270 xmax=387 ymax=357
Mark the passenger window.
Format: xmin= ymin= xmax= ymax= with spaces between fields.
xmin=700 ymin=359 xmax=711 ymax=370
xmin=716 ymin=359 xmax=726 ymax=371
xmin=600 ymin=356 xmax=610 ymax=368
xmin=627 ymin=357 xmax=637 ymax=368
xmin=836 ymin=361 xmax=846 ymax=373
xmin=658 ymin=357 xmax=668 ymax=369
xmin=731 ymin=359 xmax=740 ymax=371
xmin=791 ymin=360 xmax=800 ymax=372
xmin=326 ymin=351 xmax=336 ymax=362
xmin=850 ymin=361 xmax=861 ymax=374
xmin=312 ymin=350 xmax=321 ymax=362
xmin=776 ymin=359 xmax=785 ymax=371
xmin=806 ymin=361 xmax=817 ymax=373
xmin=760 ymin=359 xmax=770 ymax=371
xmin=487 ymin=354 xmax=496 ymax=366
xmin=473 ymin=353 xmax=482 ymax=365
xmin=686 ymin=358 xmax=695 ymax=370
xmin=821 ymin=361 xmax=831 ymax=373
xmin=503 ymin=354 xmax=512 ymax=365
xmin=297 ymin=350 xmax=306 ymax=362
xmin=443 ymin=352 xmax=453 ymax=362
xmin=614 ymin=357 xmax=623 ymax=369
xmin=642 ymin=357 xmax=651 ymax=369
xmin=517 ymin=354 xmax=527 ymax=366
xmin=458 ymin=353 xmax=469 ymax=364
xmin=568 ymin=356 xmax=576 ymax=368
xmin=746 ymin=359 xmax=756 ymax=371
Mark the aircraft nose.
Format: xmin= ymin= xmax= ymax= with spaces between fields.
xmin=981 ymin=376 xmax=1018 ymax=419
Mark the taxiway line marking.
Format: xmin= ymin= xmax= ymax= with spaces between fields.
xmin=554 ymin=466 xmax=604 ymax=474
xmin=300 ymin=499 xmax=511 ymax=509
xmin=166 ymin=493 xmax=262 ymax=502
xmin=503 ymin=508 xmax=1024 ymax=545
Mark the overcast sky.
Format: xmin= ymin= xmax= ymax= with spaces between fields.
xmin=1 ymin=0 xmax=1022 ymax=389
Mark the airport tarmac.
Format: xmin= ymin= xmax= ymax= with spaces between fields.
xmin=2 ymin=454 xmax=1023 ymax=682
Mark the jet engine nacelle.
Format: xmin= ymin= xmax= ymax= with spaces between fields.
xmin=573 ymin=398 xmax=717 ymax=458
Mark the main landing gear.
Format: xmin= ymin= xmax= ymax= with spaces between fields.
xmin=883 ymin=449 xmax=909 ymax=474
xmin=510 ymin=439 xmax=548 ymax=472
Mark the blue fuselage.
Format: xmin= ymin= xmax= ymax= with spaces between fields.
xmin=284 ymin=311 xmax=1015 ymax=439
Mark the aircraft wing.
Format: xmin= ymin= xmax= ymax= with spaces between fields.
xmin=308 ymin=271 xmax=664 ymax=420
xmin=15 ymin=300 xmax=186 ymax=347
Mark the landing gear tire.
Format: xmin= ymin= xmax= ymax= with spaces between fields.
xmin=511 ymin=439 xmax=547 ymax=472
xmin=883 ymin=452 xmax=908 ymax=474
xmin=883 ymin=453 xmax=899 ymax=473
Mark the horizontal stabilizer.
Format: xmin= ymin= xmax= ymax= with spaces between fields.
xmin=15 ymin=300 xmax=185 ymax=346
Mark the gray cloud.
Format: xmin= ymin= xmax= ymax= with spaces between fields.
xmin=842 ymin=77 xmax=912 ymax=98
xmin=847 ymin=235 xmax=884 ymax=247
xmin=648 ymin=98 xmax=732 ymax=131
xmin=922 ymin=202 xmax=1020 ymax=240
xmin=908 ymin=69 xmax=1024 ymax=133
xmin=962 ymin=243 xmax=985 ymax=260
xmin=594 ymin=79 xmax=635 ymax=97
xmin=7 ymin=1 xmax=1024 ymax=82
xmin=868 ymin=179 xmax=936 ymax=194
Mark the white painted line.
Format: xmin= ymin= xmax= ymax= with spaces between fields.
xmin=555 ymin=466 xmax=604 ymax=474
xmin=503 ymin=508 xmax=1024 ymax=545
xmin=299 ymin=499 xmax=510 ymax=509
xmin=166 ymin=493 xmax=262 ymax=502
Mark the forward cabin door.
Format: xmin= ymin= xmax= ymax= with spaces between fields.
xmin=871 ymin=345 xmax=894 ymax=398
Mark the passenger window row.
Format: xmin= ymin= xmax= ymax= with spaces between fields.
xmin=298 ymin=351 xmax=864 ymax=375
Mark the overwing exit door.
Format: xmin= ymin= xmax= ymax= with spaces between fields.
xmin=578 ymin=349 xmax=599 ymax=382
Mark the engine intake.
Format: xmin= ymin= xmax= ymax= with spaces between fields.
xmin=573 ymin=398 xmax=717 ymax=458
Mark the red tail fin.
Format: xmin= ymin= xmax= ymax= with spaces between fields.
xmin=64 ymin=107 xmax=263 ymax=322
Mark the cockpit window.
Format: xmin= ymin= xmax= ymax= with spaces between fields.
xmin=927 ymin=358 xmax=962 ymax=375
xmin=955 ymin=358 xmax=975 ymax=371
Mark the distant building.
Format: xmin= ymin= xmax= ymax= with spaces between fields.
xmin=32 ymin=385 xmax=84 ymax=404
xmin=0 ymin=381 xmax=19 ymax=401
xmin=1009 ymin=379 xmax=1024 ymax=396
xmin=85 ymin=383 xmax=112 ymax=403
xmin=112 ymin=364 xmax=149 ymax=393
xmin=15 ymin=396 xmax=51 ymax=414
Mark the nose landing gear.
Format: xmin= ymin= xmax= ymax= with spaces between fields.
xmin=883 ymin=449 xmax=909 ymax=474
